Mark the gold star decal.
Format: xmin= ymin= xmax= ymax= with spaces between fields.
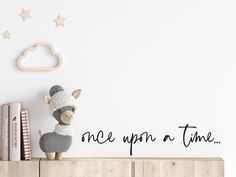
xmin=19 ymin=9 xmax=31 ymax=21
xmin=3 ymin=31 xmax=12 ymax=39
xmin=54 ymin=15 xmax=65 ymax=27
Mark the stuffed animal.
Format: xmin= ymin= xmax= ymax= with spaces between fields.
xmin=39 ymin=85 xmax=81 ymax=160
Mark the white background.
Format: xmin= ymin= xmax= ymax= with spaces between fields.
xmin=0 ymin=0 xmax=234 ymax=176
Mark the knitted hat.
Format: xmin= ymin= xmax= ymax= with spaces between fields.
xmin=49 ymin=91 xmax=78 ymax=115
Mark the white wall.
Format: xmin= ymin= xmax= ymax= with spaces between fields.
xmin=0 ymin=0 xmax=234 ymax=176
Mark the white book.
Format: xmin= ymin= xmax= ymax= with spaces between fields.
xmin=9 ymin=102 xmax=22 ymax=161
xmin=1 ymin=104 xmax=9 ymax=160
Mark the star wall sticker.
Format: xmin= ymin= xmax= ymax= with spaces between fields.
xmin=54 ymin=15 xmax=65 ymax=27
xmin=19 ymin=9 xmax=32 ymax=21
xmin=3 ymin=31 xmax=12 ymax=39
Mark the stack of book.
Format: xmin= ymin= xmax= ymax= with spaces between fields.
xmin=0 ymin=102 xmax=31 ymax=161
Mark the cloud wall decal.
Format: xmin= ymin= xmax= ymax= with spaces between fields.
xmin=17 ymin=42 xmax=63 ymax=71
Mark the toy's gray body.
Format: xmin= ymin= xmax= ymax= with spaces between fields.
xmin=39 ymin=132 xmax=72 ymax=152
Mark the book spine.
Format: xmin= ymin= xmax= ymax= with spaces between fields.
xmin=9 ymin=102 xmax=22 ymax=161
xmin=1 ymin=104 xmax=9 ymax=160
xmin=20 ymin=109 xmax=31 ymax=160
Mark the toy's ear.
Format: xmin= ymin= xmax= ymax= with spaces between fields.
xmin=72 ymin=89 xmax=81 ymax=99
xmin=44 ymin=95 xmax=52 ymax=104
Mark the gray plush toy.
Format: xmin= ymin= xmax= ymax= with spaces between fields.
xmin=39 ymin=85 xmax=81 ymax=160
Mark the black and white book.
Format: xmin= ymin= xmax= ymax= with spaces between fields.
xmin=9 ymin=102 xmax=22 ymax=161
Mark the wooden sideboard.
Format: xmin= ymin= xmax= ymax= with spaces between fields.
xmin=0 ymin=158 xmax=224 ymax=177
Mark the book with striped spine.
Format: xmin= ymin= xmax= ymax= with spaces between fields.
xmin=20 ymin=109 xmax=31 ymax=160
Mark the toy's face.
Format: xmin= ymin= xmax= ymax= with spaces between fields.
xmin=44 ymin=86 xmax=81 ymax=125
xmin=53 ymin=106 xmax=75 ymax=125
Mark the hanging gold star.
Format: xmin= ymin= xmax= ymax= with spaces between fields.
xmin=3 ymin=31 xmax=12 ymax=39
xmin=54 ymin=15 xmax=65 ymax=27
xmin=19 ymin=9 xmax=31 ymax=21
